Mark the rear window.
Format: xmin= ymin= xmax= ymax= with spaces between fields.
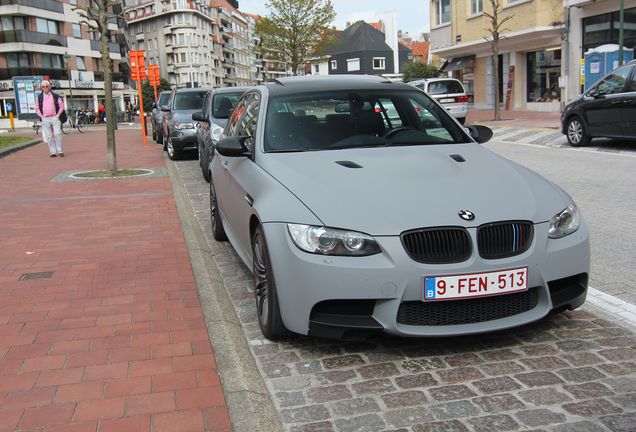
xmin=212 ymin=92 xmax=245 ymax=119
xmin=428 ymin=80 xmax=465 ymax=95
xmin=173 ymin=91 xmax=208 ymax=110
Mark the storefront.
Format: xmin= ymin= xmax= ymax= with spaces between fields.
xmin=527 ymin=49 xmax=562 ymax=104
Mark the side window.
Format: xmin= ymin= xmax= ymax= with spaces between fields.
xmin=200 ymin=92 xmax=210 ymax=116
xmin=236 ymin=94 xmax=260 ymax=150
xmin=625 ymin=67 xmax=636 ymax=92
xmin=226 ymin=95 xmax=250 ymax=137
xmin=597 ymin=67 xmax=631 ymax=95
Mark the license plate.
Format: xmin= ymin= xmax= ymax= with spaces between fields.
xmin=439 ymin=98 xmax=455 ymax=103
xmin=424 ymin=267 xmax=528 ymax=300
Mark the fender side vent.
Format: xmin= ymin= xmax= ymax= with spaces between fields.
xmin=450 ymin=154 xmax=466 ymax=162
xmin=336 ymin=161 xmax=363 ymax=169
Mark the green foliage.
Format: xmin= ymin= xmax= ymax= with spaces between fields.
xmin=254 ymin=0 xmax=337 ymax=75
xmin=141 ymin=78 xmax=171 ymax=114
xmin=402 ymin=62 xmax=441 ymax=82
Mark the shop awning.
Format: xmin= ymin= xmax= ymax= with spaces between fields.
xmin=439 ymin=55 xmax=475 ymax=72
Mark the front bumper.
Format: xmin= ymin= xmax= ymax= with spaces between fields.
xmin=262 ymin=219 xmax=590 ymax=339
xmin=169 ymin=129 xmax=198 ymax=152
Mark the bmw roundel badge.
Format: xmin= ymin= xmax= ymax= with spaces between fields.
xmin=458 ymin=210 xmax=475 ymax=221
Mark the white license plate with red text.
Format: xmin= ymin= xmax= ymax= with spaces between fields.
xmin=439 ymin=98 xmax=455 ymax=103
xmin=424 ymin=267 xmax=528 ymax=300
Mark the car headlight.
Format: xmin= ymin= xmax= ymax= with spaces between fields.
xmin=175 ymin=122 xmax=195 ymax=130
xmin=287 ymin=224 xmax=381 ymax=256
xmin=548 ymin=203 xmax=580 ymax=239
xmin=211 ymin=125 xmax=224 ymax=142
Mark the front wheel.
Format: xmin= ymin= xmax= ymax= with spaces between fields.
xmin=166 ymin=137 xmax=183 ymax=160
xmin=209 ymin=181 xmax=227 ymax=241
xmin=76 ymin=117 xmax=88 ymax=133
xmin=60 ymin=119 xmax=71 ymax=135
xmin=566 ymin=117 xmax=590 ymax=147
xmin=199 ymin=143 xmax=210 ymax=182
xmin=253 ymin=225 xmax=290 ymax=340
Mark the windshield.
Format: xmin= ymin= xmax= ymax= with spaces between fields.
xmin=173 ymin=91 xmax=208 ymax=110
xmin=213 ymin=92 xmax=244 ymax=119
xmin=264 ymin=89 xmax=470 ymax=152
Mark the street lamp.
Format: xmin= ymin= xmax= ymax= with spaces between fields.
xmin=62 ymin=52 xmax=73 ymax=119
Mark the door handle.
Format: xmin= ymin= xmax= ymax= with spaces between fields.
xmin=624 ymin=99 xmax=633 ymax=104
xmin=612 ymin=100 xmax=621 ymax=105
xmin=221 ymin=161 xmax=228 ymax=170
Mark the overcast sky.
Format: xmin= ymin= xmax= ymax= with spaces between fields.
xmin=238 ymin=0 xmax=431 ymax=40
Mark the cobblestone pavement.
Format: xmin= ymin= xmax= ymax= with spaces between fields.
xmin=170 ymin=127 xmax=636 ymax=432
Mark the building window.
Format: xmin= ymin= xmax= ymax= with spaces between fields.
xmin=6 ymin=53 xmax=30 ymax=67
xmin=2 ymin=16 xmax=25 ymax=30
xmin=434 ymin=0 xmax=451 ymax=26
xmin=313 ymin=64 xmax=320 ymax=74
xmin=583 ymin=7 xmax=636 ymax=54
xmin=373 ymin=57 xmax=385 ymax=70
xmin=41 ymin=54 xmax=62 ymax=68
xmin=36 ymin=18 xmax=58 ymax=34
xmin=471 ymin=0 xmax=483 ymax=15
xmin=347 ymin=58 xmax=360 ymax=72
xmin=77 ymin=56 xmax=86 ymax=70
xmin=73 ymin=23 xmax=81 ymax=38
xmin=330 ymin=60 xmax=337 ymax=69
xmin=70 ymin=0 xmax=77 ymax=4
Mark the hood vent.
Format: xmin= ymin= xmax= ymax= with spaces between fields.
xmin=336 ymin=161 xmax=363 ymax=169
xmin=450 ymin=154 xmax=466 ymax=162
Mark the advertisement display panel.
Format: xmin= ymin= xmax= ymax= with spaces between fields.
xmin=13 ymin=76 xmax=44 ymax=120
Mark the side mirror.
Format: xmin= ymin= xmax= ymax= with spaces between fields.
xmin=465 ymin=125 xmax=494 ymax=144
xmin=192 ymin=111 xmax=208 ymax=123
xmin=215 ymin=135 xmax=251 ymax=157
xmin=151 ymin=102 xmax=157 ymax=109
xmin=160 ymin=105 xmax=169 ymax=112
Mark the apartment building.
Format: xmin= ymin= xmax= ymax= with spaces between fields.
xmin=0 ymin=0 xmax=129 ymax=116
xmin=430 ymin=0 xmax=565 ymax=111
xmin=123 ymin=0 xmax=260 ymax=89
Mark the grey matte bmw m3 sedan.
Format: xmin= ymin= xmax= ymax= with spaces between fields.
xmin=208 ymin=75 xmax=590 ymax=341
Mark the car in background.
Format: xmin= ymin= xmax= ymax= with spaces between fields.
xmin=192 ymin=86 xmax=251 ymax=181
xmin=161 ymin=87 xmax=210 ymax=160
xmin=209 ymin=75 xmax=590 ymax=341
xmin=561 ymin=59 xmax=636 ymax=146
xmin=152 ymin=90 xmax=170 ymax=144
xmin=408 ymin=77 xmax=469 ymax=124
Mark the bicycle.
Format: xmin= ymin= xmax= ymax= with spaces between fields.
xmin=33 ymin=121 xmax=41 ymax=135
xmin=61 ymin=110 xmax=88 ymax=134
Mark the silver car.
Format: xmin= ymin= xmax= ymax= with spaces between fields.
xmin=209 ymin=75 xmax=590 ymax=340
xmin=409 ymin=77 xmax=470 ymax=124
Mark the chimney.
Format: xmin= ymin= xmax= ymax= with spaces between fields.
xmin=384 ymin=11 xmax=399 ymax=73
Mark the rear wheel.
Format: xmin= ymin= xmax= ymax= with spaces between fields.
xmin=253 ymin=225 xmax=289 ymax=340
xmin=458 ymin=117 xmax=466 ymax=125
xmin=60 ymin=119 xmax=71 ymax=135
xmin=209 ymin=181 xmax=227 ymax=241
xmin=76 ymin=117 xmax=88 ymax=133
xmin=152 ymin=122 xmax=157 ymax=141
xmin=566 ymin=116 xmax=590 ymax=147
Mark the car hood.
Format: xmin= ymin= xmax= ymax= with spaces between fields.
xmin=258 ymin=144 xmax=570 ymax=235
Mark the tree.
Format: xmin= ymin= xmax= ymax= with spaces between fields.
xmin=402 ymin=62 xmax=441 ymax=82
xmin=141 ymin=78 xmax=171 ymax=114
xmin=254 ymin=0 xmax=337 ymax=76
xmin=483 ymin=0 xmax=513 ymax=120
xmin=73 ymin=0 xmax=123 ymax=174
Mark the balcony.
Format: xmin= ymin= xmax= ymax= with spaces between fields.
xmin=0 ymin=66 xmax=66 ymax=81
xmin=0 ymin=30 xmax=67 ymax=47
xmin=0 ymin=0 xmax=63 ymax=13
xmin=222 ymin=57 xmax=234 ymax=65
xmin=222 ymin=42 xmax=233 ymax=52
xmin=90 ymin=40 xmax=121 ymax=53
xmin=224 ymin=73 xmax=236 ymax=80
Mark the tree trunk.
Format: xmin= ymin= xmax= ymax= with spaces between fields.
xmin=98 ymin=0 xmax=117 ymax=174
xmin=493 ymin=36 xmax=500 ymax=121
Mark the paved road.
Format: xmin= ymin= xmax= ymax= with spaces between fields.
xmin=167 ymin=126 xmax=636 ymax=432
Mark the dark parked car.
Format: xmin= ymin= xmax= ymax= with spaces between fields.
xmin=562 ymin=59 xmax=636 ymax=146
xmin=209 ymin=75 xmax=589 ymax=341
xmin=192 ymin=86 xmax=251 ymax=181
xmin=161 ymin=87 xmax=210 ymax=160
xmin=152 ymin=90 xmax=170 ymax=144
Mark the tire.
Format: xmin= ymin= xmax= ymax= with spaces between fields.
xmin=566 ymin=116 xmax=590 ymax=147
xmin=60 ymin=120 xmax=71 ymax=135
xmin=157 ymin=129 xmax=163 ymax=146
xmin=253 ymin=225 xmax=290 ymax=340
xmin=76 ymin=117 xmax=88 ymax=133
xmin=152 ymin=122 xmax=157 ymax=141
xmin=458 ymin=117 xmax=466 ymax=125
xmin=209 ymin=181 xmax=227 ymax=241
xmin=199 ymin=143 xmax=210 ymax=182
xmin=166 ymin=137 xmax=183 ymax=160
xmin=162 ymin=133 xmax=168 ymax=151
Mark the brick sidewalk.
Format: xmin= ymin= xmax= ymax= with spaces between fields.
xmin=466 ymin=108 xmax=562 ymax=129
xmin=0 ymin=129 xmax=231 ymax=431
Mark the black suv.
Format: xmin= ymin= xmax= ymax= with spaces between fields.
xmin=152 ymin=90 xmax=170 ymax=144
xmin=161 ymin=87 xmax=210 ymax=160
xmin=562 ymin=60 xmax=636 ymax=146
xmin=192 ymin=86 xmax=251 ymax=181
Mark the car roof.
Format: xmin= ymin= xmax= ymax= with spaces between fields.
xmin=172 ymin=87 xmax=211 ymax=94
xmin=211 ymin=86 xmax=252 ymax=94
xmin=261 ymin=75 xmax=415 ymax=96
